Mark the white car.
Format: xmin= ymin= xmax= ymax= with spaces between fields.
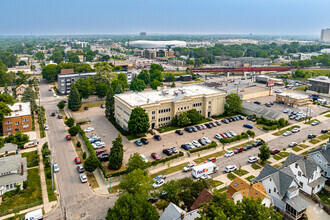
xmin=202 ymin=137 xmax=211 ymax=144
xmin=186 ymin=142 xmax=195 ymax=149
xmin=140 ymin=154 xmax=148 ymax=163
xmin=92 ymin=141 xmax=105 ymax=149
xmin=248 ymin=156 xmax=259 ymax=163
xmin=288 ymin=142 xmax=297 ymax=147
xmin=283 ymin=131 xmax=292 ymax=136
xmin=275 ymin=90 xmax=283 ymax=93
xmin=291 ymin=127 xmax=300 ymax=133
xmin=192 ymin=140 xmax=202 ymax=148
xmin=84 ymin=127 xmax=94 ymax=133
xmin=283 ymin=109 xmax=288 ymax=113
xmin=53 ymin=163 xmax=59 ymax=173
xmin=183 ymin=163 xmax=195 ymax=172
xmin=44 ymin=125 xmax=49 ymax=130
xmin=199 ymin=174 xmax=211 ymax=180
xmin=214 ymin=134 xmax=222 ymax=140
xmin=228 ymin=131 xmax=237 ymax=137
xmin=80 ymin=173 xmax=88 ymax=183
xmin=224 ymin=151 xmax=234 ymax=158
xmin=153 ymin=179 xmax=165 ymax=188
xmin=225 ymin=165 xmax=237 ymax=173
xmin=225 ymin=132 xmax=232 ymax=138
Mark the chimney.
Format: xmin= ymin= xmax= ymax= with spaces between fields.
xmin=304 ymin=155 xmax=307 ymax=160
xmin=19 ymin=104 xmax=22 ymax=111
xmin=20 ymin=163 xmax=24 ymax=176
xmin=180 ymin=212 xmax=185 ymax=220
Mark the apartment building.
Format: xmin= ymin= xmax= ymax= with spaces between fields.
xmin=114 ymin=85 xmax=226 ymax=130
xmin=2 ymin=102 xmax=32 ymax=136
xmin=275 ymin=92 xmax=311 ymax=107
xmin=307 ymin=76 xmax=330 ymax=95
xmin=57 ymin=72 xmax=97 ymax=95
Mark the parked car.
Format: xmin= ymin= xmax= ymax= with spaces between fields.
xmin=84 ymin=107 xmax=89 ymax=110
xmin=77 ymin=164 xmax=84 ymax=173
xmin=275 ymin=90 xmax=283 ymax=93
xmin=308 ymin=133 xmax=316 ymax=139
xmin=153 ymin=175 xmax=166 ymax=182
xmin=66 ymin=135 xmax=71 ymax=140
xmin=254 ymin=101 xmax=261 ymax=105
xmin=221 ymin=119 xmax=229 ymax=124
xmin=224 ymin=151 xmax=234 ymax=157
xmin=186 ymin=142 xmax=195 ymax=149
xmin=98 ymin=154 xmax=109 ymax=162
xmin=92 ymin=141 xmax=105 ymax=149
xmin=50 ymin=112 xmax=56 ymax=117
xmin=202 ymin=137 xmax=211 ymax=144
xmin=44 ymin=125 xmax=49 ymax=130
xmin=75 ymin=157 xmax=81 ymax=164
xmin=283 ymin=131 xmax=292 ymax=136
xmin=192 ymin=140 xmax=202 ymax=148
xmin=225 ymin=165 xmax=237 ymax=173
xmin=153 ymin=179 xmax=165 ymax=188
xmin=248 ymin=156 xmax=259 ymax=163
xmin=271 ymin=149 xmax=281 ymax=155
xmin=96 ymin=149 xmax=108 ymax=155
xmin=321 ymin=129 xmax=328 ymax=134
xmin=183 ymin=163 xmax=195 ymax=172
xmin=163 ymin=148 xmax=173 ymax=156
xmin=199 ymin=174 xmax=211 ymax=180
xmin=204 ymin=157 xmax=216 ymax=163
xmin=191 ymin=127 xmax=198 ymax=132
xmin=184 ymin=127 xmax=193 ymax=133
xmin=215 ymin=121 xmax=221 ymax=126
xmin=140 ymin=154 xmax=148 ymax=163
xmin=214 ymin=133 xmax=222 ymax=140
xmin=243 ymin=144 xmax=252 ymax=150
xmin=134 ymin=140 xmax=142 ymax=147
xmin=151 ymin=153 xmax=161 ymax=160
xmin=252 ymin=140 xmax=265 ymax=147
xmin=80 ymin=173 xmax=88 ymax=183
xmin=170 ymin=147 xmax=178 ymax=154
xmin=154 ymin=135 xmax=161 ymax=141
xmin=57 ymin=114 xmax=63 ymax=119
xmin=311 ymin=120 xmax=321 ymax=126
xmin=53 ymin=163 xmax=59 ymax=172
xmin=288 ymin=142 xmax=297 ymax=147
xmin=291 ymin=127 xmax=300 ymax=133
xmin=195 ymin=125 xmax=203 ymax=130
xmin=210 ymin=122 xmax=217 ymax=127
xmin=198 ymin=138 xmax=207 ymax=145
xmin=140 ymin=138 xmax=149 ymax=144
xmin=243 ymin=124 xmax=253 ymax=129
xmin=181 ymin=144 xmax=191 ymax=150
xmin=84 ymin=127 xmax=94 ymax=133
xmin=205 ymin=123 xmax=212 ymax=128
xmin=234 ymin=147 xmax=244 ymax=154
xmin=201 ymin=124 xmax=207 ymax=129
xmin=175 ymin=130 xmax=184 ymax=135
xmin=239 ymin=115 xmax=244 ymax=120
xmin=220 ymin=133 xmax=228 ymax=138
xmin=101 ymin=104 xmax=105 ymax=108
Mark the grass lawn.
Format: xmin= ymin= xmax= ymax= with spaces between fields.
xmin=325 ymin=113 xmax=330 ymax=117
xmin=82 ymin=101 xmax=105 ymax=109
xmin=158 ymin=125 xmax=181 ymax=133
xmin=0 ymin=168 xmax=42 ymax=217
xmin=273 ymin=164 xmax=281 ymax=168
xmin=227 ymin=173 xmax=236 ymax=180
xmin=4 ymin=212 xmax=27 ymax=220
xmin=273 ymin=154 xmax=282 ymax=161
xmin=309 ymin=138 xmax=321 ymax=145
xmin=126 ymin=133 xmax=146 ymax=141
xmin=22 ymin=150 xmax=39 ymax=168
xmin=272 ymin=125 xmax=300 ymax=136
xmin=193 ymin=150 xmax=225 ymax=164
xmin=150 ymin=162 xmax=189 ymax=179
xmin=44 ymin=166 xmax=57 ymax=202
xmin=292 ymin=146 xmax=303 ymax=152
xmin=295 ymin=85 xmax=308 ymax=91
xmin=278 ymin=152 xmax=289 ymax=158
xmin=304 ymin=119 xmax=318 ymax=125
xmin=317 ymin=188 xmax=330 ymax=206
xmin=233 ymin=169 xmax=249 ymax=177
xmin=298 ymin=144 xmax=310 ymax=149
xmin=318 ymin=133 xmax=330 ymax=141
xmin=87 ymin=173 xmax=99 ymax=189
xmin=228 ymin=141 xmax=254 ymax=151
xmin=301 ymin=148 xmax=315 ymax=155
xmin=245 ymin=175 xmax=255 ymax=182
xmin=109 ymin=184 xmax=120 ymax=194
xmin=208 ymin=180 xmax=223 ymax=188
xmin=251 ymin=163 xmax=262 ymax=170
xmin=218 ymin=186 xmax=227 ymax=193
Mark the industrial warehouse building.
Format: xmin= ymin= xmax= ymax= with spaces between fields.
xmin=242 ymin=101 xmax=288 ymax=121
xmin=114 ymin=85 xmax=226 ymax=130
xmin=276 ymin=92 xmax=311 ymax=107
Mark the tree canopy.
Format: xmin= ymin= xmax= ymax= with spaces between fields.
xmin=108 ymin=133 xmax=124 ymax=170
xmin=137 ymin=70 xmax=150 ymax=85
xmin=127 ymin=153 xmax=148 ymax=174
xmin=68 ymin=83 xmax=82 ymax=111
xmin=225 ymin=93 xmax=242 ymax=115
xmin=129 ymin=78 xmax=146 ymax=92
xmin=119 ymin=169 xmax=151 ymax=196
xmin=128 ymin=107 xmax=150 ymax=134
xmin=258 ymin=143 xmax=271 ymax=163
xmin=105 ymin=87 xmax=114 ymax=118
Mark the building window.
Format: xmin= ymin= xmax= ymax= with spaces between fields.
xmin=209 ymin=101 xmax=212 ymax=104
xmin=274 ymin=187 xmax=276 ymax=193
xmin=299 ymin=181 xmax=303 ymax=187
xmin=269 ymin=189 xmax=271 ymax=193
xmin=117 ymin=105 xmax=122 ymax=111
xmin=23 ymin=124 xmax=29 ymax=128
xmin=152 ymin=111 xmax=155 ymax=115
xmin=117 ymin=113 xmax=121 ymax=118
xmin=5 ymin=121 xmax=11 ymax=125
xmin=152 ymin=116 xmax=155 ymax=120
xmin=6 ymin=127 xmax=12 ymax=131
xmin=23 ymin=118 xmax=28 ymax=122
xmin=124 ymin=110 xmax=130 ymax=117
xmin=15 ymin=122 xmax=19 ymax=126
xmin=295 ymin=163 xmax=298 ymax=168
xmin=298 ymin=171 xmax=301 ymax=177
xmin=6 ymin=185 xmax=9 ymax=190
xmin=208 ymin=106 xmax=211 ymax=109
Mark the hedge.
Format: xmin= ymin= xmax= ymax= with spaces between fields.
xmin=220 ymin=132 xmax=249 ymax=144
xmin=189 ymin=141 xmax=217 ymax=153
xmin=246 ymin=130 xmax=255 ymax=138
xmin=263 ymin=125 xmax=278 ymax=131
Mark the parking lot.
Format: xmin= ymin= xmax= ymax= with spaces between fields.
xmin=72 ymin=105 xmax=266 ymax=164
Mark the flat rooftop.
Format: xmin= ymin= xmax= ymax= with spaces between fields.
xmin=230 ymin=85 xmax=268 ymax=95
xmin=308 ymin=76 xmax=330 ymax=83
xmin=58 ymin=72 xmax=96 ymax=78
xmin=277 ymin=92 xmax=309 ymax=99
xmin=115 ymin=85 xmax=225 ymax=107
xmin=5 ymin=102 xmax=31 ymax=118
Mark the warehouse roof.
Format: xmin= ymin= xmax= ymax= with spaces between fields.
xmin=242 ymin=101 xmax=286 ymax=121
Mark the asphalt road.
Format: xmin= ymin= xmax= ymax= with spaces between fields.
xmin=39 ymin=81 xmax=116 ymax=220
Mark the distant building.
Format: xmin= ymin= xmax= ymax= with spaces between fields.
xmin=114 ymin=85 xmax=226 ymax=130
xmin=0 ymin=154 xmax=27 ymax=195
xmin=321 ymin=28 xmax=330 ymax=42
xmin=307 ymin=76 xmax=330 ymax=95
xmin=126 ymin=40 xmax=187 ymax=49
xmin=2 ymin=102 xmax=32 ymax=136
xmin=144 ymin=49 xmax=157 ymax=59
xmin=140 ymin=32 xmax=146 ymax=37
xmin=241 ymin=101 xmax=288 ymax=121
xmin=168 ymin=59 xmax=186 ymax=66
xmin=275 ymin=92 xmax=311 ymax=107
xmin=15 ymin=84 xmax=29 ymax=97
xmin=57 ymin=72 xmax=97 ymax=95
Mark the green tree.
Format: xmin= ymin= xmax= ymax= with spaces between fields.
xmin=186 ymin=109 xmax=203 ymax=125
xmin=18 ymin=60 xmax=27 ymax=66
xmin=177 ymin=112 xmax=191 ymax=127
xmin=164 ymin=73 xmax=175 ymax=82
xmin=110 ymin=79 xmax=124 ymax=94
xmin=171 ymin=81 xmax=176 ymax=87
xmin=128 ymin=107 xmax=150 ymax=134
xmin=84 ymin=155 xmax=100 ymax=172
xmin=69 ymin=55 xmax=80 ymax=63
xmin=35 ymin=52 xmax=45 ymax=61
xmin=7 ymin=131 xmax=30 ymax=149
xmin=21 ymin=87 xmax=37 ymax=102
xmin=105 ymin=87 xmax=114 ymax=118
xmin=0 ymin=102 xmax=12 ymax=123
xmin=57 ymin=101 xmax=65 ymax=110
xmin=108 ymin=133 xmax=124 ymax=170
xmin=0 ymin=52 xmax=18 ymax=67
xmin=65 ymin=117 xmax=75 ymax=127
xmin=68 ymin=83 xmax=82 ymax=111
xmin=119 ymin=169 xmax=151 ymax=196
xmin=195 ymin=58 xmax=202 ymax=67
xmin=118 ymin=73 xmax=129 ymax=89
xmin=41 ymin=64 xmax=59 ymax=82
xmin=258 ymin=143 xmax=271 ymax=163
xmin=94 ymin=62 xmax=115 ymax=84
xmin=161 ymin=180 xmax=181 ymax=205
xmin=150 ymin=70 xmax=163 ymax=83
xmin=0 ymin=137 xmax=4 ymax=149
xmin=68 ymin=126 xmax=79 ymax=136
xmin=0 ymin=94 xmax=15 ymax=105
xmin=106 ymin=193 xmax=158 ymax=220
xmin=129 ymin=78 xmax=146 ymax=92
xmin=95 ymin=83 xmax=109 ymax=99
xmin=127 ymin=153 xmax=148 ymax=174
xmin=150 ymin=79 xmax=162 ymax=90
xmin=225 ymin=93 xmax=242 ymax=115
xmin=75 ymin=77 xmax=95 ymax=99
xmin=137 ymin=70 xmax=150 ymax=85
xmin=149 ymin=64 xmax=164 ymax=74
xmin=50 ymin=51 xmax=63 ymax=64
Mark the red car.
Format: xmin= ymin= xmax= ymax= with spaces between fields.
xmin=66 ymin=135 xmax=71 ymax=140
xmin=75 ymin=157 xmax=81 ymax=164
xmin=151 ymin=153 xmax=161 ymax=160
xmin=220 ymin=133 xmax=228 ymax=138
xmin=234 ymin=147 xmax=244 ymax=154
xmin=271 ymin=149 xmax=281 ymax=155
xmin=96 ymin=149 xmax=108 ymax=155
xmin=204 ymin=157 xmax=216 ymax=163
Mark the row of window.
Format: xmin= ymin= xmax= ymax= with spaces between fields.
xmin=158 ymin=108 xmax=171 ymax=114
xmin=0 ymin=171 xmax=12 ymax=176
xmin=117 ymin=104 xmax=123 ymax=111
xmin=124 ymin=110 xmax=130 ymax=117
xmin=193 ymin=102 xmax=202 ymax=107
xmin=5 ymin=119 xmax=29 ymax=125
xmin=158 ymin=116 xmax=171 ymax=122
xmin=178 ymin=106 xmax=190 ymax=111
xmin=6 ymin=183 xmax=17 ymax=190
xmin=159 ymin=122 xmax=171 ymax=127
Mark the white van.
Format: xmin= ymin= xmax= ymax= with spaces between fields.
xmin=191 ymin=162 xmax=218 ymax=179
xmin=22 ymin=208 xmax=43 ymax=220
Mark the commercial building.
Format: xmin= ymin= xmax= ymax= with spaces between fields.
xmin=256 ymin=75 xmax=284 ymax=86
xmin=126 ymin=40 xmax=187 ymax=49
xmin=241 ymin=101 xmax=288 ymax=121
xmin=228 ymin=86 xmax=271 ymax=101
xmin=0 ymin=154 xmax=27 ymax=195
xmin=57 ymin=71 xmax=97 ymax=95
xmin=2 ymin=102 xmax=32 ymax=136
xmin=114 ymin=85 xmax=226 ymax=130
xmin=321 ymin=28 xmax=330 ymax=42
xmin=275 ymin=92 xmax=311 ymax=107
xmin=307 ymin=76 xmax=330 ymax=95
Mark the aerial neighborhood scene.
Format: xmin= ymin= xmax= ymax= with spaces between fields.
xmin=0 ymin=0 xmax=330 ymax=219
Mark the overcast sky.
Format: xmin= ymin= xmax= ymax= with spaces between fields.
xmin=0 ymin=0 xmax=329 ymax=36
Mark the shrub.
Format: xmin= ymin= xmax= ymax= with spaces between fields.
xmin=76 ymin=141 xmax=81 ymax=148
xmin=220 ymin=132 xmax=249 ymax=144
xmin=23 ymin=181 xmax=28 ymax=189
xmin=149 ymin=151 xmax=184 ymax=166
xmin=189 ymin=141 xmax=217 ymax=153
xmin=68 ymin=126 xmax=79 ymax=136
xmin=42 ymin=142 xmax=49 ymax=149
xmin=82 ymin=152 xmax=87 ymax=159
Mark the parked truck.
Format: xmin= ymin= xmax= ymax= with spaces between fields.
xmin=191 ymin=162 xmax=219 ymax=179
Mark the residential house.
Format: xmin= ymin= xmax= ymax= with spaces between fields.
xmin=0 ymin=154 xmax=27 ymax=195
xmin=0 ymin=143 xmax=18 ymax=157
xmin=190 ymin=188 xmax=213 ymax=211
xmin=308 ymin=141 xmax=330 ymax=179
xmin=252 ymin=164 xmax=309 ymax=220
xmin=227 ymin=176 xmax=273 ymax=207
xmin=160 ymin=202 xmax=200 ymax=220
xmin=281 ymin=153 xmax=326 ymax=195
xmin=16 ymin=84 xmax=29 ymax=97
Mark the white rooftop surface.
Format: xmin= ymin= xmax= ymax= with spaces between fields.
xmin=116 ymin=85 xmax=224 ymax=107
xmin=58 ymin=72 xmax=97 ymax=78
xmin=278 ymin=92 xmax=309 ymax=99
xmin=6 ymin=102 xmax=31 ymax=118
xmin=308 ymin=76 xmax=330 ymax=83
